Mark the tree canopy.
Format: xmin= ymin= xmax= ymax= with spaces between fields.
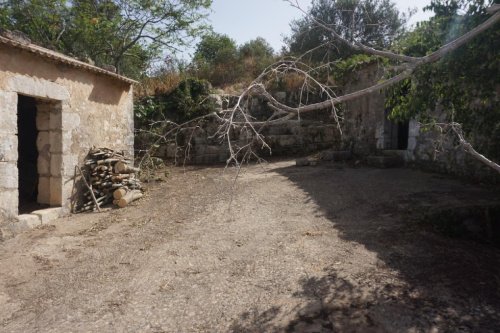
xmin=0 ymin=0 xmax=212 ymax=78
xmin=387 ymin=0 xmax=500 ymax=160
xmin=285 ymin=0 xmax=409 ymax=61
xmin=192 ymin=33 xmax=275 ymax=87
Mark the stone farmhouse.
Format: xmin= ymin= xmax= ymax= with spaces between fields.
xmin=0 ymin=34 xmax=135 ymax=234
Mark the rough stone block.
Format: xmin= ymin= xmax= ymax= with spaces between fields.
xmin=277 ymin=135 xmax=297 ymax=147
xmin=37 ymin=155 xmax=50 ymax=176
xmin=166 ymin=144 xmax=177 ymax=158
xmin=0 ymin=92 xmax=18 ymax=133
xmin=37 ymin=176 xmax=51 ymax=205
xmin=37 ymin=131 xmax=50 ymax=152
xmin=296 ymin=158 xmax=311 ymax=166
xmin=0 ymin=134 xmax=18 ymax=162
xmin=32 ymin=207 xmax=62 ymax=224
xmin=49 ymin=131 xmax=64 ymax=153
xmin=409 ymin=119 xmax=420 ymax=137
xmin=50 ymin=154 xmax=63 ymax=177
xmin=61 ymin=112 xmax=80 ymax=131
xmin=36 ymin=109 xmax=50 ymax=131
xmin=0 ymin=189 xmax=18 ymax=219
xmin=7 ymin=75 xmax=70 ymax=101
xmin=407 ymin=137 xmax=417 ymax=151
xmin=17 ymin=214 xmax=41 ymax=229
xmin=0 ymin=162 xmax=18 ymax=189
xmin=49 ymin=109 xmax=62 ymax=130
xmin=49 ymin=177 xmax=63 ymax=206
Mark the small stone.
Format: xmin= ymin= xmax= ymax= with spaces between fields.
xmin=296 ymin=158 xmax=311 ymax=166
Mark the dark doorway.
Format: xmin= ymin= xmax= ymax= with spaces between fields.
xmin=397 ymin=121 xmax=409 ymax=150
xmin=384 ymin=109 xmax=409 ymax=150
xmin=17 ymin=95 xmax=40 ymax=213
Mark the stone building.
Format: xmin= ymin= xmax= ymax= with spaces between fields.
xmin=0 ymin=35 xmax=136 ymax=234
xmin=342 ymin=62 xmax=497 ymax=180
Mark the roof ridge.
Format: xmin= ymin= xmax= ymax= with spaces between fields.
xmin=0 ymin=35 xmax=138 ymax=84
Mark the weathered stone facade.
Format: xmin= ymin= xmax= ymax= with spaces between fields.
xmin=0 ymin=36 xmax=135 ymax=234
xmin=342 ymin=62 xmax=499 ymax=181
xmin=151 ymin=92 xmax=340 ymax=164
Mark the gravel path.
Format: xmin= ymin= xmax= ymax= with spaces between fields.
xmin=1 ymin=160 xmax=499 ymax=332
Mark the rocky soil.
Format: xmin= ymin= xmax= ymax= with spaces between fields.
xmin=1 ymin=160 xmax=499 ymax=332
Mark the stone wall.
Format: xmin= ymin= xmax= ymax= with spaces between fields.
xmin=149 ymin=90 xmax=340 ymax=164
xmin=156 ymin=118 xmax=339 ymax=164
xmin=0 ymin=43 xmax=134 ymax=229
xmin=341 ymin=63 xmax=499 ymax=181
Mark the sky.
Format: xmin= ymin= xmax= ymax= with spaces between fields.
xmin=200 ymin=0 xmax=434 ymax=55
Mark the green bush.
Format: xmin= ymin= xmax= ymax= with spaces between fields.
xmin=135 ymin=77 xmax=217 ymax=128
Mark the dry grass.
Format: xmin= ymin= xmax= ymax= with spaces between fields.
xmin=134 ymin=73 xmax=182 ymax=98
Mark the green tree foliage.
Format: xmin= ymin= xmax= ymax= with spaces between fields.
xmin=135 ymin=77 xmax=217 ymax=126
xmin=285 ymin=0 xmax=408 ymax=61
xmin=386 ymin=0 xmax=500 ymax=159
xmin=239 ymin=37 xmax=275 ymax=78
xmin=0 ymin=0 xmax=212 ymax=78
xmin=192 ymin=34 xmax=275 ymax=87
xmin=192 ymin=32 xmax=239 ymax=86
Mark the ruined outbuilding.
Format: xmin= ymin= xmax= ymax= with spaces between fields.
xmin=0 ymin=35 xmax=136 ymax=234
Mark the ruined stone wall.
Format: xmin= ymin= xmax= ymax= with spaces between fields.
xmin=152 ymin=93 xmax=340 ymax=164
xmin=0 ymin=44 xmax=134 ymax=227
xmin=341 ymin=63 xmax=499 ymax=181
xmin=341 ymin=64 xmax=386 ymax=155
xmin=157 ymin=119 xmax=339 ymax=164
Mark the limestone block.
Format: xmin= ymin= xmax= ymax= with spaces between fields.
xmin=61 ymin=113 xmax=80 ymax=131
xmin=375 ymin=122 xmax=384 ymax=138
xmin=296 ymin=158 xmax=311 ymax=166
xmin=49 ymin=131 xmax=64 ymax=153
xmin=49 ymin=110 xmax=63 ymax=131
xmin=32 ymin=207 xmax=62 ymax=224
xmin=407 ymin=137 xmax=417 ymax=151
xmin=193 ymin=135 xmax=207 ymax=145
xmin=36 ymin=109 xmax=50 ymax=131
xmin=206 ymin=145 xmax=222 ymax=155
xmin=37 ymin=176 xmax=51 ymax=205
xmin=61 ymin=154 xmax=79 ymax=177
xmin=0 ymin=92 xmax=17 ymax=133
xmin=166 ymin=144 xmax=177 ymax=158
xmin=218 ymin=150 xmax=229 ymax=163
xmin=409 ymin=119 xmax=420 ymax=137
xmin=49 ymin=177 xmax=63 ymax=206
xmin=0 ymin=162 xmax=18 ymax=189
xmin=7 ymin=75 xmax=70 ymax=101
xmin=0 ymin=189 xmax=18 ymax=219
xmin=16 ymin=214 xmax=41 ymax=229
xmin=37 ymin=155 xmax=50 ymax=176
xmin=0 ymin=134 xmax=18 ymax=162
xmin=37 ymin=131 xmax=50 ymax=152
xmin=49 ymin=154 xmax=63 ymax=177
xmin=277 ymin=135 xmax=297 ymax=147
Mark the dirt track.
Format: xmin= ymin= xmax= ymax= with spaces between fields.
xmin=1 ymin=160 xmax=500 ymax=332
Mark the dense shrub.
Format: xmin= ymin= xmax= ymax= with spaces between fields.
xmin=134 ymin=77 xmax=218 ymax=128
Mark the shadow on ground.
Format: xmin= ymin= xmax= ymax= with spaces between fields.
xmin=230 ymin=163 xmax=500 ymax=332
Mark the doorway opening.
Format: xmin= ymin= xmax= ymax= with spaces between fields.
xmin=17 ymin=95 xmax=62 ymax=214
xmin=383 ymin=109 xmax=409 ymax=150
xmin=17 ymin=95 xmax=43 ymax=213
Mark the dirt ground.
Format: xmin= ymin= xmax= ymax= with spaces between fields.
xmin=1 ymin=160 xmax=500 ymax=333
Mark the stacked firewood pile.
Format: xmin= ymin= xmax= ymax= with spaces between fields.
xmin=77 ymin=147 xmax=143 ymax=212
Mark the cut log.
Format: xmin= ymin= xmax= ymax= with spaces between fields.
xmin=113 ymin=188 xmax=128 ymax=200
xmin=117 ymin=190 xmax=143 ymax=208
xmin=114 ymin=161 xmax=140 ymax=174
